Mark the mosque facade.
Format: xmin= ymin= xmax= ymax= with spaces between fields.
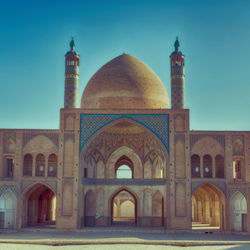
xmin=0 ymin=39 xmax=250 ymax=233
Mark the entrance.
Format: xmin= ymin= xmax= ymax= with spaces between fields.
xmin=23 ymin=183 xmax=56 ymax=227
xmin=192 ymin=184 xmax=225 ymax=230
xmin=230 ymin=191 xmax=247 ymax=232
xmin=0 ymin=191 xmax=17 ymax=229
xmin=111 ymin=189 xmax=137 ymax=226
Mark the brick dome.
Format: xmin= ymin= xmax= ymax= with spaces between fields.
xmin=80 ymin=54 xmax=170 ymax=109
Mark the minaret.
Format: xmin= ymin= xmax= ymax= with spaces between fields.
xmin=64 ymin=38 xmax=80 ymax=108
xmin=170 ymin=37 xmax=185 ymax=109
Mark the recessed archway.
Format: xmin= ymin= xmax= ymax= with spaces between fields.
xmin=192 ymin=183 xmax=225 ymax=230
xmin=111 ymin=189 xmax=137 ymax=226
xmin=22 ymin=183 xmax=56 ymax=228
xmin=230 ymin=191 xmax=247 ymax=232
xmin=0 ymin=191 xmax=17 ymax=229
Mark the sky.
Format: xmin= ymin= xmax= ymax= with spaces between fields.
xmin=0 ymin=0 xmax=250 ymax=131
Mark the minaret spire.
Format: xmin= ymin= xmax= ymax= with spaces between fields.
xmin=64 ymin=38 xmax=80 ymax=108
xmin=170 ymin=37 xmax=185 ymax=109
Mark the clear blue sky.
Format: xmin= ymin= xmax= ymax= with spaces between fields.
xmin=0 ymin=0 xmax=250 ymax=130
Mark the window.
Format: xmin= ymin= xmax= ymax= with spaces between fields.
xmin=5 ymin=158 xmax=14 ymax=178
xmin=215 ymin=155 xmax=224 ymax=178
xmin=36 ymin=154 xmax=45 ymax=177
xmin=191 ymin=155 xmax=200 ymax=178
xmin=48 ymin=154 xmax=57 ymax=177
xmin=23 ymin=154 xmax=32 ymax=176
xmin=203 ymin=155 xmax=212 ymax=178
xmin=115 ymin=156 xmax=133 ymax=179
xmin=116 ymin=165 xmax=132 ymax=179
xmin=233 ymin=159 xmax=241 ymax=179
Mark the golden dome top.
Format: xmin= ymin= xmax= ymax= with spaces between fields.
xmin=80 ymin=54 xmax=169 ymax=109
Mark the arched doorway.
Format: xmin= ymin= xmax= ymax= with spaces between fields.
xmin=152 ymin=190 xmax=164 ymax=226
xmin=84 ymin=189 xmax=96 ymax=227
xmin=0 ymin=191 xmax=17 ymax=229
xmin=230 ymin=192 xmax=247 ymax=232
xmin=23 ymin=183 xmax=56 ymax=227
xmin=192 ymin=184 xmax=225 ymax=230
xmin=111 ymin=189 xmax=137 ymax=226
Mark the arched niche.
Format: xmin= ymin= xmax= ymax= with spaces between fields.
xmin=64 ymin=115 xmax=75 ymax=131
xmin=62 ymin=182 xmax=73 ymax=216
xmin=230 ymin=191 xmax=247 ymax=232
xmin=233 ymin=139 xmax=244 ymax=156
xmin=0 ymin=191 xmax=17 ymax=229
xmin=174 ymin=115 xmax=185 ymax=132
xmin=175 ymin=183 xmax=186 ymax=217
xmin=5 ymin=138 xmax=15 ymax=153
xmin=152 ymin=155 xmax=164 ymax=179
xmin=63 ymin=139 xmax=74 ymax=177
xmin=175 ymin=140 xmax=185 ymax=178
xmin=84 ymin=189 xmax=96 ymax=226
xmin=152 ymin=190 xmax=164 ymax=227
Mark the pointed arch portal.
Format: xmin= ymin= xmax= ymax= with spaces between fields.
xmin=0 ymin=191 xmax=17 ymax=229
xmin=23 ymin=183 xmax=56 ymax=227
xmin=230 ymin=192 xmax=247 ymax=232
xmin=192 ymin=184 xmax=225 ymax=230
xmin=111 ymin=189 xmax=137 ymax=226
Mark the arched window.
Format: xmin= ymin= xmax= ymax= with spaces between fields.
xmin=23 ymin=154 xmax=32 ymax=176
xmin=48 ymin=154 xmax=57 ymax=177
xmin=4 ymin=157 xmax=14 ymax=178
xmin=115 ymin=156 xmax=133 ymax=179
xmin=215 ymin=155 xmax=224 ymax=178
xmin=191 ymin=154 xmax=200 ymax=178
xmin=35 ymin=154 xmax=45 ymax=177
xmin=203 ymin=154 xmax=212 ymax=178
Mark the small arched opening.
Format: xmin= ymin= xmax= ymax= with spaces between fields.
xmin=191 ymin=154 xmax=200 ymax=178
xmin=215 ymin=155 xmax=224 ymax=178
xmin=48 ymin=154 xmax=57 ymax=177
xmin=35 ymin=154 xmax=45 ymax=177
xmin=22 ymin=183 xmax=56 ymax=228
xmin=111 ymin=189 xmax=137 ymax=226
xmin=23 ymin=154 xmax=32 ymax=176
xmin=203 ymin=154 xmax=212 ymax=178
xmin=115 ymin=156 xmax=133 ymax=179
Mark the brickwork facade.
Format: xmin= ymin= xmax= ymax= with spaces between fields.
xmin=0 ymin=39 xmax=249 ymax=233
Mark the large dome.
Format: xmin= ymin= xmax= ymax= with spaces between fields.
xmin=80 ymin=54 xmax=170 ymax=109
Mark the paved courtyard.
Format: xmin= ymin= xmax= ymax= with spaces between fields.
xmin=0 ymin=244 xmax=250 ymax=250
xmin=0 ymin=228 xmax=250 ymax=249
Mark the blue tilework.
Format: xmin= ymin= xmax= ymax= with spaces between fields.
xmin=0 ymin=185 xmax=18 ymax=198
xmin=80 ymin=114 xmax=169 ymax=153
